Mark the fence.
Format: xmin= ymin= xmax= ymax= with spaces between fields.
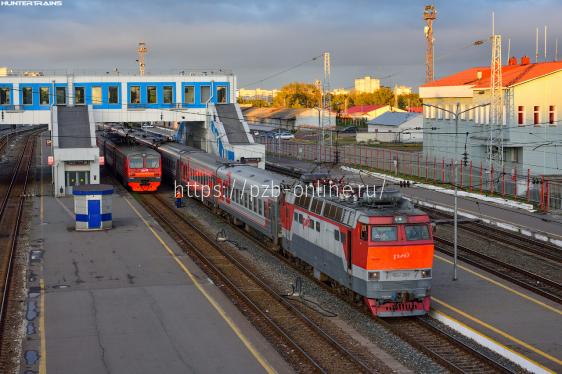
xmin=260 ymin=139 xmax=562 ymax=212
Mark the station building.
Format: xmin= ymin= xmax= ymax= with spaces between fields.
xmin=420 ymin=58 xmax=562 ymax=175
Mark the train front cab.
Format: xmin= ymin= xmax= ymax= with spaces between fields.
xmin=126 ymin=153 xmax=161 ymax=192
xmin=354 ymin=214 xmax=434 ymax=317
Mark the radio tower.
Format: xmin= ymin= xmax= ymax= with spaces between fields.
xmin=321 ymin=52 xmax=331 ymax=146
xmin=488 ymin=15 xmax=503 ymax=169
xmin=137 ymin=42 xmax=148 ymax=76
xmin=423 ymin=5 xmax=437 ymax=82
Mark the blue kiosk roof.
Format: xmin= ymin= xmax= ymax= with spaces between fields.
xmin=72 ymin=184 xmax=114 ymax=196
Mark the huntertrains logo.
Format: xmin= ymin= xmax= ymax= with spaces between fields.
xmin=0 ymin=1 xmax=63 ymax=6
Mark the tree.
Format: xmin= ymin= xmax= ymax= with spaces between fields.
xmin=272 ymin=82 xmax=321 ymax=108
xmin=397 ymin=93 xmax=422 ymax=110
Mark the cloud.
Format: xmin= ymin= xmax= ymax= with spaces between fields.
xmin=0 ymin=0 xmax=560 ymax=89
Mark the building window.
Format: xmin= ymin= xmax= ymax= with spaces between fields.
xmin=184 ymin=86 xmax=195 ymax=104
xmin=533 ymin=106 xmax=539 ymax=125
xmin=216 ymin=86 xmax=227 ymax=103
xmin=108 ymin=86 xmax=119 ymax=104
xmin=163 ymin=86 xmax=173 ymax=104
xmin=23 ymin=87 xmax=33 ymax=105
xmin=92 ymin=86 xmax=102 ymax=105
xmin=56 ymin=87 xmax=66 ymax=105
xmin=200 ymin=85 xmax=211 ymax=103
xmin=0 ymin=87 xmax=10 ymax=105
xmin=147 ymin=86 xmax=157 ymax=104
xmin=129 ymin=86 xmax=140 ymax=104
xmin=75 ymin=87 xmax=85 ymax=104
xmin=517 ymin=106 xmax=524 ymax=125
xmin=549 ymin=105 xmax=555 ymax=125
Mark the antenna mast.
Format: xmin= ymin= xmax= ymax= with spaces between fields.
xmin=321 ymin=52 xmax=331 ymax=146
xmin=488 ymin=13 xmax=504 ymax=170
xmin=137 ymin=42 xmax=148 ymax=76
xmin=423 ymin=5 xmax=437 ymax=82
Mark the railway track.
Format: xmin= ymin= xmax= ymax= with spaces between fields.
xmin=426 ymin=207 xmax=562 ymax=265
xmin=0 ymin=131 xmax=38 ymax=364
xmin=137 ymin=193 xmax=377 ymax=373
xmin=435 ymin=237 xmax=562 ymax=304
xmin=151 ymin=190 xmax=516 ymax=373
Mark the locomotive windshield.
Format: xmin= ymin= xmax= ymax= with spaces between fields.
xmin=129 ymin=156 xmax=143 ymax=168
xmin=405 ymin=225 xmax=430 ymax=241
xmin=145 ymin=156 xmax=160 ymax=168
xmin=371 ymin=226 xmax=397 ymax=241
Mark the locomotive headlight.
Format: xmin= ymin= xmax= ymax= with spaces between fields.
xmin=421 ymin=269 xmax=432 ymax=278
xmin=368 ymin=271 xmax=380 ymax=281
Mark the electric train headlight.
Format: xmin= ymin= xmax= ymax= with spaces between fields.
xmin=421 ymin=269 xmax=432 ymax=278
xmin=368 ymin=271 xmax=380 ymax=281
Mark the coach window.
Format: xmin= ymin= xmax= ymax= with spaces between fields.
xmin=56 ymin=87 xmax=66 ymax=105
xmin=75 ymin=87 xmax=85 ymax=104
xmin=258 ymin=200 xmax=263 ymax=215
xmin=294 ymin=212 xmax=298 ymax=221
xmin=22 ymin=87 xmax=33 ymax=105
xmin=129 ymin=86 xmax=140 ymax=104
xmin=315 ymin=221 xmax=320 ymax=232
xmin=146 ymin=156 xmax=159 ymax=169
xmin=40 ymin=87 xmax=50 ymax=105
xmin=0 ymin=87 xmax=10 ymax=105
xmin=334 ymin=230 xmax=340 ymax=241
xmin=298 ymin=214 xmax=303 ymax=224
xmin=147 ymin=86 xmax=157 ymax=104
xmin=340 ymin=231 xmax=345 ymax=243
xmin=129 ymin=156 xmax=143 ymax=168
xmin=216 ymin=86 xmax=227 ymax=103
xmin=360 ymin=225 xmax=368 ymax=241
xmin=108 ymin=86 xmax=119 ymax=104
xmin=200 ymin=85 xmax=211 ymax=104
xmin=163 ymin=86 xmax=173 ymax=104
xmin=184 ymin=85 xmax=195 ymax=104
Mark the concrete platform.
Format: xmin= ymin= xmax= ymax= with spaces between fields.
xmin=21 ymin=134 xmax=290 ymax=374
xmin=269 ymin=156 xmax=562 ymax=373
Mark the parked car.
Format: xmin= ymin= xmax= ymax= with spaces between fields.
xmin=264 ymin=130 xmax=295 ymax=140
xmin=339 ymin=126 xmax=357 ymax=134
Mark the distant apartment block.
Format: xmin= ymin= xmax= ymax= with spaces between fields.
xmin=331 ymin=88 xmax=350 ymax=96
xmin=238 ymin=88 xmax=279 ymax=102
xmin=354 ymin=76 xmax=381 ymax=93
xmin=394 ymin=85 xmax=412 ymax=96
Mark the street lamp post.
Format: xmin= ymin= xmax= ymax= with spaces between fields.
xmin=422 ymin=102 xmax=490 ymax=281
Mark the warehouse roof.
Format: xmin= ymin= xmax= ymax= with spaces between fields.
xmin=367 ymin=112 xmax=421 ymax=127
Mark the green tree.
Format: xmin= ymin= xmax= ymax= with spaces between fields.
xmin=272 ymin=82 xmax=321 ymax=108
xmin=397 ymin=93 xmax=422 ymax=110
xmin=237 ymin=97 xmax=272 ymax=107
xmin=331 ymin=94 xmax=353 ymax=113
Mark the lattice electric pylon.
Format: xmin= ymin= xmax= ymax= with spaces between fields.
xmin=137 ymin=42 xmax=148 ymax=76
xmin=321 ymin=52 xmax=331 ymax=143
xmin=488 ymin=34 xmax=504 ymax=169
xmin=423 ymin=5 xmax=437 ymax=82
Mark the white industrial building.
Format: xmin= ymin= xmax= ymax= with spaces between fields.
xmin=357 ymin=112 xmax=423 ymax=143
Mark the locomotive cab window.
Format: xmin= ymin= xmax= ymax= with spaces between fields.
xmin=129 ymin=156 xmax=143 ymax=168
xmin=405 ymin=225 xmax=430 ymax=241
xmin=146 ymin=156 xmax=160 ymax=169
xmin=371 ymin=226 xmax=397 ymax=242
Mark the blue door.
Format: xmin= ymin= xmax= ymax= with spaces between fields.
xmin=88 ymin=200 xmax=101 ymax=229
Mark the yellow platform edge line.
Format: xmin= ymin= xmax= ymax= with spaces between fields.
xmin=433 ymin=297 xmax=562 ymax=367
xmin=39 ymin=279 xmax=47 ymax=374
xmin=434 ymin=254 xmax=562 ymax=316
xmin=125 ymin=197 xmax=276 ymax=374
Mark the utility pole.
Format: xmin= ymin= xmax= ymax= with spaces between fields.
xmin=423 ymin=5 xmax=437 ymax=82
xmin=137 ymin=42 xmax=148 ymax=76
xmin=536 ymin=27 xmax=539 ymax=63
xmin=322 ymin=52 xmax=331 ymax=148
xmin=453 ymin=161 xmax=458 ymax=281
xmin=489 ymin=13 xmax=503 ymax=172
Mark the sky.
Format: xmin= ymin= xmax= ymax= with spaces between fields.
xmin=1 ymin=0 xmax=561 ymax=91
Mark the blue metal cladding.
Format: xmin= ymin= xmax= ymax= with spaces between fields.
xmin=0 ymin=83 xmax=14 ymax=109
xmin=19 ymin=83 xmax=53 ymax=110
xmin=73 ymin=82 xmax=122 ymax=109
xmin=75 ymin=213 xmax=112 ymax=222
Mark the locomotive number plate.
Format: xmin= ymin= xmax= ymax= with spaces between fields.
xmin=392 ymin=271 xmax=410 ymax=279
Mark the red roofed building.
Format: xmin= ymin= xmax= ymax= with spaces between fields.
xmin=344 ymin=104 xmax=405 ymax=120
xmin=419 ymin=57 xmax=562 ymax=177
